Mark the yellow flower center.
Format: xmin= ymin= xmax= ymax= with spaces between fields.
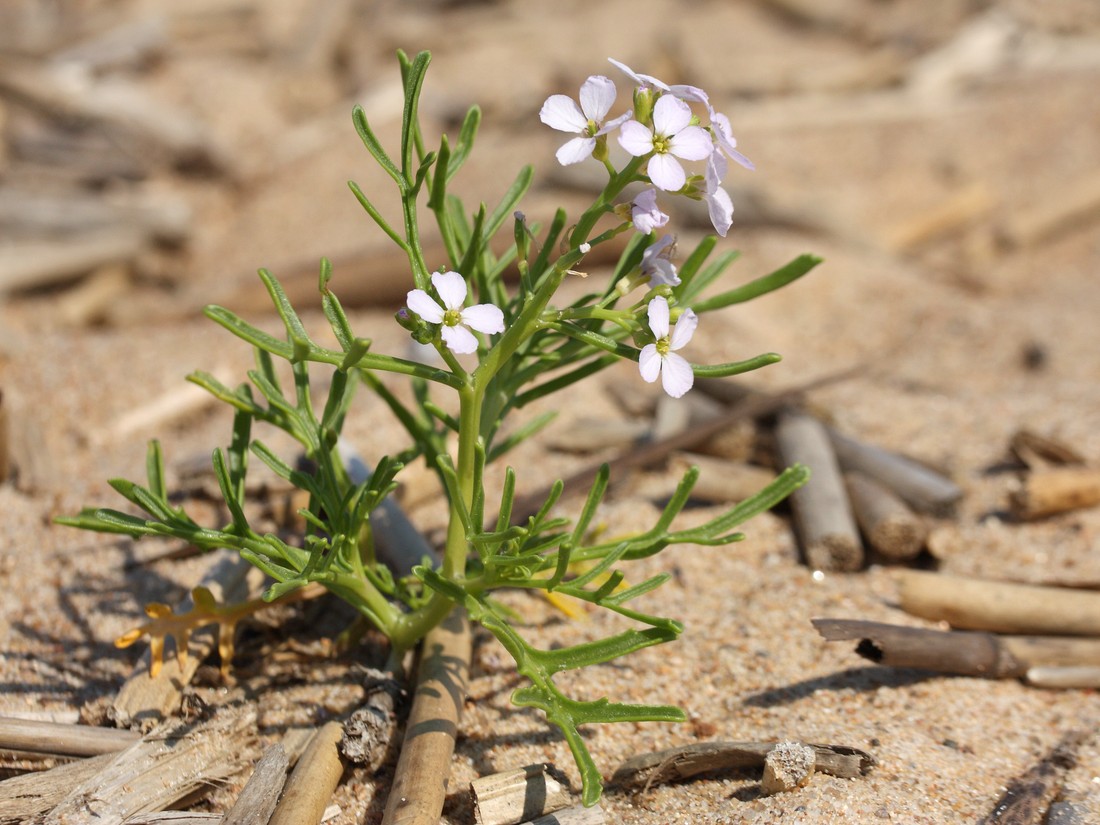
xmin=443 ymin=308 xmax=462 ymax=327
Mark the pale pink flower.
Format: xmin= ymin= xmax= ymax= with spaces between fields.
xmin=631 ymin=188 xmax=669 ymax=234
xmin=540 ymin=75 xmax=631 ymax=165
xmin=618 ymin=95 xmax=713 ymax=192
xmin=638 ymin=296 xmax=696 ymax=398
xmin=406 ymin=271 xmax=504 ymax=354
xmin=641 ymin=235 xmax=679 ymax=287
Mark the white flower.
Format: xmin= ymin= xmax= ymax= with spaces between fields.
xmin=708 ymin=108 xmax=754 ymax=172
xmin=641 ymin=235 xmax=679 ymax=287
xmin=630 ymin=188 xmax=669 ymax=234
xmin=540 ymin=75 xmax=631 ymax=166
xmin=618 ymin=95 xmax=713 ymax=192
xmin=406 ymin=271 xmax=504 ymax=354
xmin=639 ymin=296 xmax=696 ymax=398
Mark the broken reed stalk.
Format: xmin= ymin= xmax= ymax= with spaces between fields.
xmin=979 ymin=731 xmax=1086 ymax=825
xmin=220 ymin=744 xmax=289 ymax=825
xmin=776 ymin=409 xmax=863 ymax=571
xmin=843 ymin=471 xmax=927 ymax=560
xmin=471 ymin=764 xmax=572 ymax=825
xmin=0 ymin=753 xmax=117 ymax=825
xmin=812 ymin=619 xmax=1100 ymax=679
xmin=898 ymin=570 xmax=1100 ymax=636
xmin=827 ymin=428 xmax=963 ymax=515
xmin=610 ymin=741 xmax=873 ymax=790
xmin=380 ymin=608 xmax=471 ymax=825
xmin=1010 ymin=467 xmax=1100 ymax=520
xmin=267 ymin=723 xmax=344 ymax=825
xmin=521 ymin=805 xmax=606 ymax=825
xmin=0 ymin=717 xmax=139 ymax=759
xmin=669 ymin=452 xmax=776 ymax=504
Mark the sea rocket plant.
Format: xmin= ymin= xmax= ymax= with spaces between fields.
xmin=64 ymin=51 xmax=818 ymax=808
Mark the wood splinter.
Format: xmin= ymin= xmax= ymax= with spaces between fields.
xmin=472 ymin=763 xmax=572 ymax=825
xmin=1010 ymin=467 xmax=1100 ymax=520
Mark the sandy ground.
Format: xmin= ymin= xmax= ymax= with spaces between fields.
xmin=3 ymin=1 xmax=1100 ymax=822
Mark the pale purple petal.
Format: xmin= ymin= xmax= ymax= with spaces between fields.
xmin=638 ymin=344 xmax=662 ymax=383
xmin=540 ymin=94 xmax=587 ymax=133
xmin=460 ymin=303 xmax=505 ymax=335
xmin=618 ymin=120 xmax=654 ymax=157
xmin=608 ymin=58 xmax=670 ymax=91
xmin=642 ymin=235 xmax=679 ymax=286
xmin=710 ymin=110 xmax=755 ymax=170
xmin=647 ymin=153 xmax=686 ymax=191
xmin=579 ymin=75 xmax=616 ymax=122
xmin=646 ymin=295 xmax=670 ymax=339
xmin=440 ymin=323 xmax=479 ymax=354
xmin=407 ymin=289 xmax=444 ymax=323
xmin=556 ymin=136 xmax=596 ymax=165
xmin=668 ymin=125 xmax=713 ymax=161
xmin=631 ymin=188 xmax=669 ymax=234
xmin=669 ymin=84 xmax=709 ymax=105
xmin=707 ymin=151 xmax=728 ymax=189
xmin=660 ymin=352 xmax=694 ymax=398
xmin=597 ymin=108 xmax=634 ymax=135
xmin=431 ymin=270 xmax=468 ymax=311
xmin=651 ymin=95 xmax=692 ymax=137
xmin=703 ymin=184 xmax=733 ymax=237
xmin=670 ymin=309 xmax=698 ymax=350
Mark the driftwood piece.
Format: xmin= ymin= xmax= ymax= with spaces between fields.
xmin=110 ymin=550 xmax=256 ymax=730
xmin=669 ymin=452 xmax=776 ymax=504
xmin=776 ymin=410 xmax=863 ymax=572
xmin=813 ymin=618 xmax=1100 ymax=680
xmin=472 ymin=764 xmax=572 ymax=825
xmin=43 ymin=708 xmax=256 ymax=825
xmin=0 ymin=227 xmax=145 ymax=294
xmin=844 ymin=472 xmax=927 ymax=560
xmin=828 ymin=428 xmax=963 ymax=515
xmin=979 ymin=731 xmax=1086 ymax=825
xmin=380 ymin=609 xmax=471 ymax=825
xmin=221 ymin=743 xmax=289 ymax=825
xmin=610 ymin=741 xmax=873 ymax=790
xmin=0 ymin=717 xmax=139 ymax=759
xmin=520 ymin=805 xmax=605 ymax=825
xmin=1025 ymin=666 xmax=1100 ymax=690
xmin=0 ymin=752 xmax=115 ymax=824
xmin=898 ymin=570 xmax=1100 ymax=636
xmin=339 ymin=670 xmax=403 ymax=771
xmin=1010 ymin=467 xmax=1100 ymax=520
xmin=268 ymin=723 xmax=344 ymax=825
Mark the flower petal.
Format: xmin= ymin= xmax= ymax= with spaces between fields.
xmin=539 ymin=94 xmax=586 ymax=133
xmin=631 ymin=188 xmax=669 ymax=234
xmin=555 ymin=135 xmax=596 ymax=166
xmin=647 ymin=153 xmax=686 ymax=191
xmin=703 ymin=184 xmax=733 ymax=238
xmin=431 ymin=270 xmax=468 ymax=311
xmin=646 ymin=295 xmax=670 ymax=339
xmin=660 ymin=352 xmax=694 ymax=398
xmin=597 ymin=108 xmax=634 ymax=135
xmin=670 ymin=308 xmax=698 ymax=350
xmin=579 ymin=75 xmax=616 ymax=122
xmin=407 ymin=289 xmax=444 ymax=323
xmin=441 ymin=323 xmax=479 ymax=354
xmin=608 ymin=58 xmax=670 ymax=91
xmin=652 ymin=95 xmax=692 ymax=137
xmin=460 ymin=303 xmax=505 ymax=335
xmin=617 ymin=120 xmax=654 ymax=157
xmin=668 ymin=125 xmax=713 ymax=161
xmin=670 ymin=84 xmax=709 ymax=105
xmin=638 ymin=344 xmax=662 ymax=383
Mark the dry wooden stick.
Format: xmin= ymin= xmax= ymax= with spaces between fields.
xmin=0 ymin=717 xmax=139 ymax=759
xmin=776 ymin=409 xmax=863 ymax=572
xmin=268 ymin=722 xmax=344 ymax=825
xmin=1025 ymin=666 xmax=1100 ymax=690
xmin=0 ymin=227 xmax=146 ymax=294
xmin=813 ymin=618 xmax=1100 ymax=679
xmin=979 ymin=731 xmax=1087 ymax=825
xmin=610 ymin=740 xmax=873 ymax=790
xmin=669 ymin=452 xmax=777 ymax=504
xmin=472 ymin=763 xmax=572 ymax=825
xmin=0 ymin=752 xmax=116 ymax=824
xmin=520 ymin=805 xmax=605 ymax=825
xmin=898 ymin=570 xmax=1100 ymax=636
xmin=999 ymin=169 xmax=1100 ymax=249
xmin=221 ymin=743 xmax=289 ymax=825
xmin=110 ymin=550 xmax=256 ymax=730
xmin=844 ymin=472 xmax=927 ymax=561
xmin=43 ymin=707 xmax=256 ymax=825
xmin=828 ymin=428 xmax=963 ymax=515
xmin=1010 ymin=467 xmax=1100 ymax=520
xmin=508 ymin=368 xmax=858 ymax=523
xmin=381 ymin=608 xmax=471 ymax=825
